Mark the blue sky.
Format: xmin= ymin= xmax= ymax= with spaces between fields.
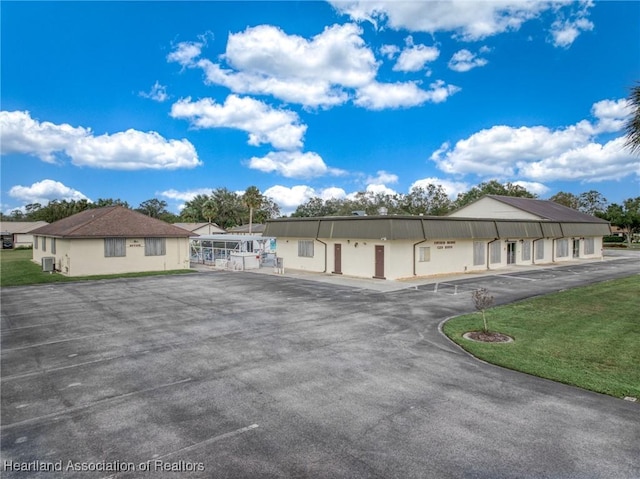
xmin=1 ymin=1 xmax=638 ymax=215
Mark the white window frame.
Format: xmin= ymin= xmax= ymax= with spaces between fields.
xmin=419 ymin=246 xmax=431 ymax=262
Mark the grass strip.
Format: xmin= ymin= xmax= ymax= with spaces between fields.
xmin=442 ymin=275 xmax=640 ymax=399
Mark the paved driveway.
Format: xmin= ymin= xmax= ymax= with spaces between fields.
xmin=1 ymin=254 xmax=639 ymax=478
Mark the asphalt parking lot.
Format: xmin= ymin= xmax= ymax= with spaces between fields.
xmin=1 ymin=252 xmax=639 ymax=478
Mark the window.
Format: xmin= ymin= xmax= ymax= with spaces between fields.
xmin=473 ymin=242 xmax=485 ymax=266
xmin=521 ymin=240 xmax=531 ymax=261
xmin=51 ymin=238 xmax=56 ymax=254
xmin=34 ymin=236 xmax=38 ymax=249
xmin=556 ymin=239 xmax=569 ymax=258
xmin=584 ymin=238 xmax=595 ymax=255
xmin=298 ymin=240 xmax=314 ymax=258
xmin=145 ymin=238 xmax=166 ymax=256
xmin=535 ymin=240 xmax=544 ymax=260
xmin=104 ymin=238 xmax=126 ymax=257
xmin=419 ymin=247 xmax=431 ymax=262
xmin=489 ymin=241 xmax=501 ymax=264
xmin=42 ymin=237 xmax=46 ymax=252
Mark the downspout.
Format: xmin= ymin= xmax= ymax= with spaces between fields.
xmin=412 ymin=218 xmax=428 ymax=276
xmin=487 ymin=238 xmax=500 ymax=270
xmin=315 ymin=219 xmax=327 ymax=273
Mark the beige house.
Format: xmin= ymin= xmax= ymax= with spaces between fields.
xmin=173 ymin=222 xmax=226 ymax=235
xmin=31 ymin=206 xmax=193 ymax=276
xmin=0 ymin=221 xmax=49 ymax=248
xmin=263 ymin=196 xmax=611 ymax=281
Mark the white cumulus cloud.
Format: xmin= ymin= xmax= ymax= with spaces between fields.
xmin=393 ymin=37 xmax=440 ymax=72
xmin=139 ymin=81 xmax=169 ymax=102
xmin=172 ymin=23 xmax=378 ymax=109
xmin=0 ymin=110 xmax=89 ymax=163
xmin=9 ymin=179 xmax=89 ymax=205
xmin=248 ymin=151 xmax=344 ymax=179
xmin=355 ymin=79 xmax=460 ymax=110
xmin=171 ymin=95 xmax=306 ymax=150
xmin=263 ymin=185 xmax=317 ymax=211
xmin=448 ymin=49 xmax=489 ymax=72
xmin=0 ymin=111 xmax=201 ymax=170
xmin=330 ymin=0 xmax=594 ymax=45
xmin=430 ymin=98 xmax=636 ymax=183
xmin=158 ymin=188 xmax=214 ymax=202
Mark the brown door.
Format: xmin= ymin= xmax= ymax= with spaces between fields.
xmin=374 ymin=245 xmax=385 ymax=279
xmin=333 ymin=243 xmax=342 ymax=274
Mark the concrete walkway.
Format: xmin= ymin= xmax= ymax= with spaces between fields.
xmin=192 ymin=249 xmax=637 ymax=293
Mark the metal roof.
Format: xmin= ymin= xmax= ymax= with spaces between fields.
xmin=495 ymin=221 xmax=544 ymax=238
xmin=560 ymin=223 xmax=611 ymax=236
xmin=484 ymin=195 xmax=609 ymax=223
xmin=264 ymin=215 xmax=610 ymax=241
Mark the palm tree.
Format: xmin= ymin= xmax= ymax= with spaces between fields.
xmin=201 ymin=198 xmax=218 ymax=224
xmin=625 ymin=83 xmax=640 ymax=155
xmin=243 ymin=186 xmax=263 ymax=234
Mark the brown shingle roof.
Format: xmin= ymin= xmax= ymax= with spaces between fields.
xmin=30 ymin=206 xmax=193 ymax=238
xmin=485 ymin=195 xmax=609 ymax=223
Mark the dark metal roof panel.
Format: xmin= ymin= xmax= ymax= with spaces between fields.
xmin=423 ymin=220 xmax=471 ymax=239
xmin=486 ymin=195 xmax=609 ymax=223
xmin=320 ymin=218 xmax=424 ymax=240
xmin=423 ymin=220 xmax=498 ymax=239
xmin=263 ymin=220 xmax=319 ymax=237
xmin=561 ymin=223 xmax=611 ymax=236
xmin=469 ymin=221 xmax=499 ymax=238
xmin=540 ymin=222 xmax=563 ymax=237
xmin=495 ymin=221 xmax=544 ymax=238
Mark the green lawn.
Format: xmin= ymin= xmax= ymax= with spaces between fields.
xmin=443 ymin=275 xmax=640 ymax=399
xmin=0 ymin=248 xmax=194 ymax=287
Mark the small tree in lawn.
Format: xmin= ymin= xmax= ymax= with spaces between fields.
xmin=472 ymin=288 xmax=494 ymax=333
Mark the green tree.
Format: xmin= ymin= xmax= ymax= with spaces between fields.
xmin=603 ymin=197 xmax=640 ymax=246
xmin=453 ymin=180 xmax=536 ymax=209
xmin=549 ymin=192 xmax=580 ymax=209
xmin=94 ymin=198 xmax=130 ymax=209
xmin=401 ymin=185 xmax=451 ymax=216
xmin=243 ymin=186 xmax=263 ymax=234
xmin=254 ymin=197 xmax=281 ymax=223
xmin=211 ymin=188 xmax=243 ymax=228
xmin=578 ymin=190 xmax=608 ymax=216
xmin=136 ymin=198 xmax=168 ymax=218
xmin=201 ymin=198 xmax=218 ymax=224
xmin=624 ymin=82 xmax=640 ymax=155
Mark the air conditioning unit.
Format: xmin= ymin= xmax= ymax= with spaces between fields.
xmin=42 ymin=257 xmax=55 ymax=272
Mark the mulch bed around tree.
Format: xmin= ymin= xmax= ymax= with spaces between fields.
xmin=463 ymin=331 xmax=514 ymax=343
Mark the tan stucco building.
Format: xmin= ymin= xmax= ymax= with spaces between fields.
xmin=263 ymin=196 xmax=611 ymax=281
xmin=0 ymin=221 xmax=49 ymax=248
xmin=31 ymin=206 xmax=193 ymax=276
